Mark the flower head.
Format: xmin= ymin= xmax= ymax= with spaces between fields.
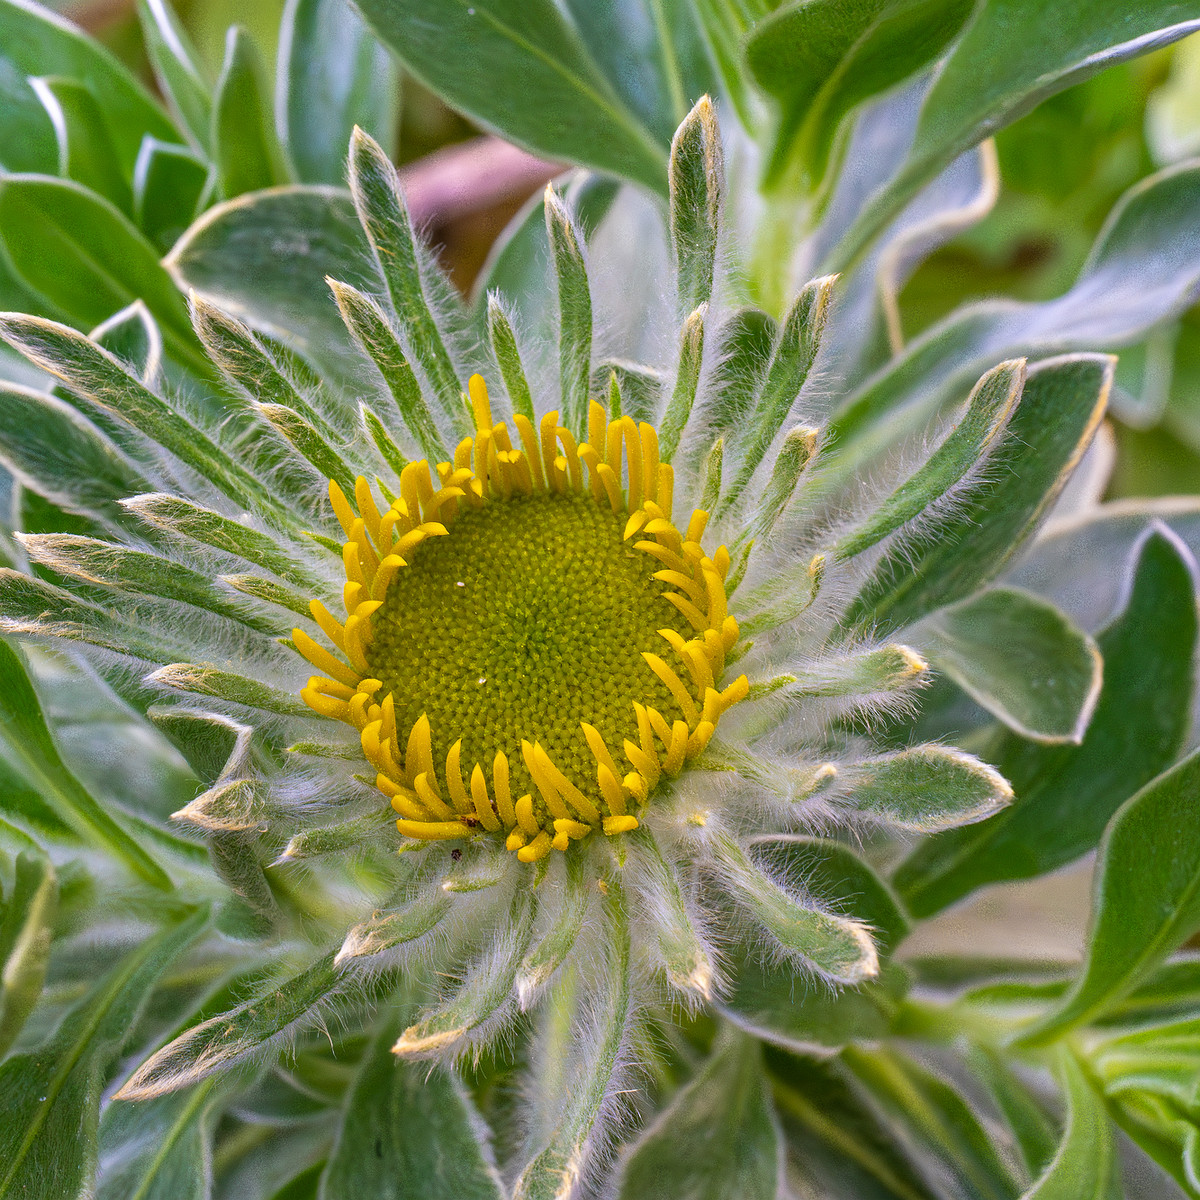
xmin=0 ymin=98 xmax=1016 ymax=1191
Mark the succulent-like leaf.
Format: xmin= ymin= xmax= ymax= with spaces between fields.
xmin=915 ymin=587 xmax=1102 ymax=744
xmin=137 ymin=0 xmax=212 ymax=152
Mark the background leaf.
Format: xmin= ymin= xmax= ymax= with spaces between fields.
xmin=0 ymin=852 xmax=56 ymax=1057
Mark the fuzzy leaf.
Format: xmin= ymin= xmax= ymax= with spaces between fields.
xmin=714 ymin=834 xmax=879 ymax=985
xmin=669 ymin=96 xmax=723 ymax=317
xmin=720 ymin=839 xmax=909 ymax=1051
xmin=273 ymin=806 xmax=394 ymax=864
xmin=0 ymin=910 xmax=207 ymax=1200
xmin=132 ymin=138 xmax=210 ymax=255
xmin=212 ymin=26 xmax=289 ymax=197
xmin=335 ymin=895 xmax=451 ymax=965
xmin=659 ymin=305 xmax=704 ymax=461
xmin=0 ymin=383 xmax=150 ymax=521
xmin=0 ymin=0 xmax=177 ymax=178
xmin=348 ymin=127 xmax=468 ymax=431
xmin=1022 ymin=745 xmax=1200 ymax=1045
xmin=513 ymin=882 xmax=632 ymax=1200
xmin=916 ymin=587 xmax=1103 ymax=743
xmin=137 ymin=0 xmax=212 ymax=151
xmin=723 ymin=275 xmax=835 ymax=510
xmin=278 ymin=0 xmax=398 ymax=185
xmin=320 ymin=1006 xmax=503 ymax=1199
xmin=0 ymin=853 xmax=56 ymax=1058
xmin=544 ymin=186 xmax=593 ymax=437
xmin=515 ymin=852 xmax=592 ymax=1007
xmin=834 ymin=358 xmax=1024 ymax=561
xmin=352 ymin=0 xmax=668 ymax=193
xmin=1020 ymin=1051 xmax=1118 ymax=1200
xmin=896 ymin=527 xmax=1197 ymax=916
xmin=97 ymin=1079 xmax=219 ymax=1200
xmin=118 ymin=952 xmax=341 ymax=1099
xmin=617 ymin=1030 xmax=780 ymax=1200
xmin=844 ymin=745 xmax=1012 ymax=832
xmin=747 ymin=0 xmax=976 ymax=192
xmin=0 ymin=176 xmax=204 ymax=372
xmin=845 ymin=354 xmax=1112 ymax=632
xmin=841 ymin=1046 xmax=1022 ymax=1200
xmin=0 ymin=638 xmax=170 ymax=888
xmin=167 ymin=186 xmax=375 ymax=383
xmin=827 ymin=1 xmax=1200 ymax=272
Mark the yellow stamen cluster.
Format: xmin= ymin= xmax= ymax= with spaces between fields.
xmin=297 ymin=376 xmax=748 ymax=862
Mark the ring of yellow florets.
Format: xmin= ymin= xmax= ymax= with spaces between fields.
xmin=296 ymin=375 xmax=748 ymax=862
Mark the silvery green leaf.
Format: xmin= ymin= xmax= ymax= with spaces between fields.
xmin=211 ymin=26 xmax=290 ymax=198
xmin=277 ymin=0 xmax=398 ymax=186
xmin=118 ymin=951 xmax=342 ymax=1099
xmin=845 ymin=354 xmax=1112 ymax=633
xmin=320 ymin=1005 xmax=503 ymax=1200
xmin=616 ymin=1029 xmax=781 ymax=1200
xmin=827 ymin=1 xmax=1200 ymax=272
xmin=29 ymin=76 xmax=133 ymax=216
xmin=896 ymin=527 xmax=1197 ymax=916
xmin=90 ymin=300 xmax=162 ymax=386
xmin=544 ymin=185 xmax=593 ymax=437
xmin=0 ymin=638 xmax=170 ymax=888
xmin=97 ymin=1079 xmax=221 ymax=1200
xmin=167 ymin=186 xmax=376 ymax=383
xmin=0 ymin=909 xmax=207 ymax=1200
xmin=353 ymin=0 xmax=669 ymax=193
xmin=0 ymin=852 xmax=56 ymax=1057
xmin=0 ymin=0 xmax=177 ymax=178
xmin=1021 ymin=1051 xmax=1119 ymax=1200
xmin=1022 ymin=744 xmax=1200 ymax=1045
xmin=843 ymin=745 xmax=1012 ymax=832
xmin=840 ymin=1046 xmax=1022 ymax=1200
xmin=137 ymin=0 xmax=212 ymax=152
xmin=914 ymin=587 xmax=1103 ymax=744
xmin=133 ymin=137 xmax=211 ymax=255
xmin=335 ymin=894 xmax=451 ymax=965
xmin=669 ymin=96 xmax=723 ymax=318
xmin=0 ymin=177 xmax=206 ymax=374
xmin=832 ymin=160 xmax=1200 ymax=464
xmin=0 ymin=383 xmax=150 ymax=523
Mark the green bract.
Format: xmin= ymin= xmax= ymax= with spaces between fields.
xmin=2 ymin=2 xmax=1200 ymax=1199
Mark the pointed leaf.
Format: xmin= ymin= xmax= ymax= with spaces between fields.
xmin=137 ymin=0 xmax=212 ymax=151
xmin=277 ymin=0 xmax=399 ymax=185
xmin=669 ymin=96 xmax=724 ymax=317
xmin=0 ymin=853 xmax=57 ymax=1057
xmin=896 ymin=527 xmax=1197 ymax=916
xmin=320 ymin=1006 xmax=503 ymax=1199
xmin=352 ymin=0 xmax=668 ymax=193
xmin=212 ymin=26 xmax=289 ymax=197
xmin=617 ymin=1030 xmax=780 ymax=1200
xmin=916 ymin=587 xmax=1102 ymax=743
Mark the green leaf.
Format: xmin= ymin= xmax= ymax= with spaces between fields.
xmin=843 ymin=744 xmax=1013 ymax=832
xmin=966 ymin=1046 xmax=1057 ymax=1184
xmin=353 ymin=0 xmax=668 ymax=193
xmin=277 ymin=0 xmax=399 ymax=185
xmin=841 ymin=1046 xmax=1022 ymax=1200
xmin=827 ymin=1 xmax=1200 ymax=272
xmin=916 ymin=588 xmax=1103 ymax=744
xmin=0 ymin=909 xmax=207 ymax=1200
xmin=0 ymin=638 xmax=170 ymax=889
xmin=833 ymin=358 xmax=1024 ymax=561
xmin=617 ymin=1029 xmax=780 ymax=1200
xmin=319 ymin=1006 xmax=504 ymax=1199
xmin=211 ymin=26 xmax=290 ymax=198
xmin=0 ymin=382 xmax=151 ymax=522
xmin=746 ymin=0 xmax=975 ymax=192
xmin=545 ymin=186 xmax=593 ymax=437
xmin=0 ymin=175 xmax=205 ymax=373
xmin=659 ymin=305 xmax=703 ymax=461
xmin=132 ymin=138 xmax=210 ymax=256
xmin=0 ymin=853 xmax=56 ymax=1057
xmin=1022 ymin=1051 xmax=1119 ymax=1199
xmin=97 ymin=1079 xmax=220 ymax=1200
xmin=347 ymin=129 xmax=467 ymax=431
xmin=0 ymin=0 xmax=177 ymax=178
xmin=720 ymin=838 xmax=909 ymax=1050
xmin=1022 ymin=743 xmax=1200 ymax=1044
xmin=845 ymin=354 xmax=1112 ymax=632
xmin=29 ymin=76 xmax=134 ymax=215
xmin=137 ymin=0 xmax=212 ymax=152
xmin=896 ymin=527 xmax=1197 ymax=917
xmin=118 ymin=952 xmax=341 ymax=1099
xmin=90 ymin=300 xmax=162 ymax=384
xmin=669 ymin=95 xmax=723 ymax=318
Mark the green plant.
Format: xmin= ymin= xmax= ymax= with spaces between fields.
xmin=4 ymin=2 xmax=1200 ymax=1198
